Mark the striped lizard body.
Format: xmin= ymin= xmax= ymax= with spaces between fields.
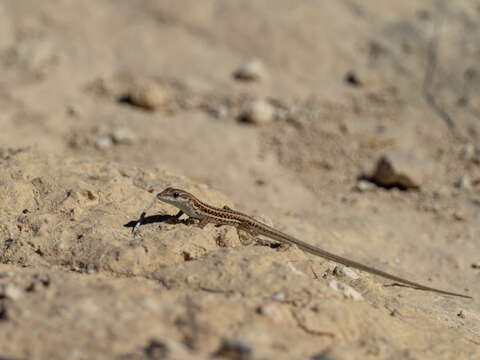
xmin=156 ymin=187 xmax=471 ymax=299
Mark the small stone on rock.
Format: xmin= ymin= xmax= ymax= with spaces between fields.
xmin=344 ymin=71 xmax=362 ymax=87
xmin=257 ymin=302 xmax=285 ymax=322
xmin=110 ymin=127 xmax=137 ymax=145
xmin=329 ymin=280 xmax=363 ymax=300
xmin=456 ymin=175 xmax=472 ymax=190
xmin=333 ymin=265 xmax=360 ymax=280
xmin=453 ymin=212 xmax=465 ymax=221
xmin=271 ymin=292 xmax=285 ymax=302
xmin=239 ymin=100 xmax=275 ymax=125
xmin=369 ymin=152 xmax=429 ymax=189
xmin=128 ymin=81 xmax=168 ymax=111
xmin=3 ymin=284 xmax=23 ymax=301
xmin=355 ymin=180 xmax=375 ymax=192
xmin=215 ymin=105 xmax=229 ymax=119
xmin=461 ymin=144 xmax=476 ymax=160
xmin=214 ymin=338 xmax=253 ymax=359
xmin=95 ymin=135 xmax=113 ymax=150
xmin=233 ymin=59 xmax=265 ymax=81
xmin=144 ymin=339 xmax=169 ymax=359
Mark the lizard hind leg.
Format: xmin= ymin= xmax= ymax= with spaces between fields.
xmin=236 ymin=223 xmax=278 ymax=248
xmin=236 ymin=223 xmax=257 ymax=246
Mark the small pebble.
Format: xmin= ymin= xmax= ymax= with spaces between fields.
xmin=3 ymin=284 xmax=23 ymax=301
xmin=66 ymin=105 xmax=78 ymax=117
xmin=233 ymin=59 xmax=265 ymax=81
xmin=140 ymin=297 xmax=160 ymax=311
xmin=255 ymin=178 xmax=266 ymax=186
xmin=344 ymin=71 xmax=362 ymax=87
xmin=214 ymin=105 xmax=229 ymax=119
xmin=214 ymin=338 xmax=253 ymax=359
xmin=144 ymin=339 xmax=169 ymax=359
xmin=471 ymin=262 xmax=480 ymax=269
xmin=239 ymin=100 xmax=275 ymax=125
xmin=453 ymin=212 xmax=465 ymax=221
xmin=389 ymin=308 xmax=399 ymax=317
xmin=257 ymin=302 xmax=285 ymax=322
xmin=461 ymin=144 xmax=475 ymax=160
xmin=333 ymin=265 xmax=360 ymax=280
xmin=457 ymin=310 xmax=466 ymax=319
xmin=271 ymin=292 xmax=285 ymax=302
xmin=128 ymin=81 xmax=168 ymax=111
xmin=328 ymin=280 xmax=363 ymax=300
xmin=110 ymin=127 xmax=137 ymax=145
xmin=456 ymin=175 xmax=472 ymax=190
xmin=355 ymin=180 xmax=375 ymax=192
xmin=370 ymin=152 xmax=427 ymax=189
xmin=95 ymin=135 xmax=113 ymax=150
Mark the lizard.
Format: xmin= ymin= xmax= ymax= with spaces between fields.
xmin=154 ymin=187 xmax=472 ymax=299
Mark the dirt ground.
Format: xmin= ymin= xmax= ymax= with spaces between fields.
xmin=1 ymin=1 xmax=480 ymax=359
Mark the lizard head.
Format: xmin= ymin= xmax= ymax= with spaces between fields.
xmin=156 ymin=187 xmax=200 ymax=217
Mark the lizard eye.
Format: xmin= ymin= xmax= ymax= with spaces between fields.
xmin=173 ymin=192 xmax=179 ymax=198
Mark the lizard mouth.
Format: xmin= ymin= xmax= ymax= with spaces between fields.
xmin=157 ymin=193 xmax=181 ymax=206
xmin=157 ymin=194 xmax=174 ymax=204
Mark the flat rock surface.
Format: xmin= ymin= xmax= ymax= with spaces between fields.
xmin=0 ymin=1 xmax=479 ymax=359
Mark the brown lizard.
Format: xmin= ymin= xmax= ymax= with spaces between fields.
xmin=154 ymin=187 xmax=472 ymax=299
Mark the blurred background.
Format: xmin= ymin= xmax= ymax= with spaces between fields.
xmin=1 ymin=1 xmax=479 ymax=359
xmin=3 ymin=0 xmax=480 ymax=208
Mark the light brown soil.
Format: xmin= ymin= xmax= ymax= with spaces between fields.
xmin=0 ymin=1 xmax=479 ymax=359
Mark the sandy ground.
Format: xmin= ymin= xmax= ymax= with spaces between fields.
xmin=1 ymin=1 xmax=480 ymax=359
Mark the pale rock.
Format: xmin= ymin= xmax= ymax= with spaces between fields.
xmin=329 ymin=280 xmax=363 ymax=300
xmin=110 ymin=127 xmax=137 ymax=145
xmin=461 ymin=143 xmax=475 ymax=160
xmin=240 ymin=100 xmax=275 ymax=125
xmin=333 ymin=265 xmax=360 ymax=280
xmin=370 ymin=152 xmax=430 ymax=189
xmin=95 ymin=135 xmax=113 ymax=150
xmin=270 ymin=292 xmax=285 ymax=302
xmin=3 ymin=284 xmax=23 ymax=301
xmin=233 ymin=59 xmax=266 ymax=81
xmin=456 ymin=175 xmax=472 ymax=190
xmin=129 ymin=80 xmax=168 ymax=111
xmin=257 ymin=302 xmax=285 ymax=322
xmin=355 ymin=180 xmax=375 ymax=192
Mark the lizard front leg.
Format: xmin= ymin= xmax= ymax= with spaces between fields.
xmin=197 ymin=216 xmax=212 ymax=229
xmin=165 ymin=210 xmax=186 ymax=225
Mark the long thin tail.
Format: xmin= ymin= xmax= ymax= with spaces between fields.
xmin=261 ymin=227 xmax=472 ymax=299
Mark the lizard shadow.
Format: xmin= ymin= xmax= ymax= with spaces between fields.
xmin=124 ymin=213 xmax=283 ymax=250
xmin=124 ymin=214 xmax=186 ymax=230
